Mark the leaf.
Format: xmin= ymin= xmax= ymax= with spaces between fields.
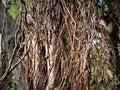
xmin=8 ymin=3 xmax=19 ymax=20
xmin=20 ymin=42 xmax=25 ymax=50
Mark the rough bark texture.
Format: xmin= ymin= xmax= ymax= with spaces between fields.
xmin=16 ymin=0 xmax=118 ymax=90
xmin=0 ymin=0 xmax=120 ymax=90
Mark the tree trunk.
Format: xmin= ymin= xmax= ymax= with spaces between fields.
xmin=1 ymin=0 xmax=119 ymax=90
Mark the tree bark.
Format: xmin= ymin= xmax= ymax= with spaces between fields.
xmin=4 ymin=0 xmax=119 ymax=90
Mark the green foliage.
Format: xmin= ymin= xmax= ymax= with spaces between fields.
xmin=19 ymin=42 xmax=25 ymax=54
xmin=8 ymin=0 xmax=20 ymax=20
xmin=20 ymin=42 xmax=25 ymax=50
xmin=8 ymin=3 xmax=19 ymax=20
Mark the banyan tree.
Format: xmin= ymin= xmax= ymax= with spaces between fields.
xmin=0 ymin=0 xmax=120 ymax=90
